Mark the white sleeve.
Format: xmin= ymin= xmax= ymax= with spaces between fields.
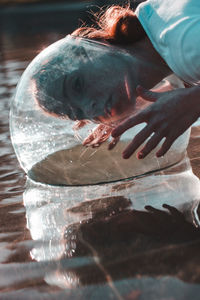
xmin=136 ymin=0 xmax=200 ymax=85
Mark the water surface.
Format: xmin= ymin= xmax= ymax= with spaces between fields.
xmin=1 ymin=3 xmax=200 ymax=299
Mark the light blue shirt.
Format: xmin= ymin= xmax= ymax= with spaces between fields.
xmin=136 ymin=0 xmax=200 ymax=85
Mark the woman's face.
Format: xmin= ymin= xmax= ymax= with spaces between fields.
xmin=63 ymin=47 xmax=137 ymax=125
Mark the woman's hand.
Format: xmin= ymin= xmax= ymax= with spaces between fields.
xmin=73 ymin=120 xmax=89 ymax=130
xmin=83 ymin=124 xmax=120 ymax=148
xmin=111 ymin=85 xmax=200 ymax=159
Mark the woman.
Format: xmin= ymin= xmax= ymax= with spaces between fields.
xmin=73 ymin=0 xmax=200 ymax=159
xmin=35 ymin=0 xmax=200 ymax=159
xmin=110 ymin=0 xmax=200 ymax=160
xmin=34 ymin=10 xmax=171 ymax=148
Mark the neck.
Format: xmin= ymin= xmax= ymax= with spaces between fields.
xmin=126 ymin=37 xmax=172 ymax=89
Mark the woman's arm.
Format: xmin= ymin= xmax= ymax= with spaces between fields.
xmin=111 ymin=85 xmax=200 ymax=159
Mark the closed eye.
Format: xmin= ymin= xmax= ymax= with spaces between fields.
xmin=72 ymin=74 xmax=83 ymax=94
xmin=63 ymin=72 xmax=84 ymax=99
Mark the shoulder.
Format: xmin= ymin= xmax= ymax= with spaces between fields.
xmin=136 ymin=0 xmax=200 ymax=84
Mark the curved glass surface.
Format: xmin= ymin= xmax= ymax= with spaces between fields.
xmin=10 ymin=35 xmax=190 ymax=185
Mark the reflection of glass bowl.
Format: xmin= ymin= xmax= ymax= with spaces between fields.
xmin=24 ymin=163 xmax=200 ymax=289
xmin=10 ymin=35 xmax=190 ymax=185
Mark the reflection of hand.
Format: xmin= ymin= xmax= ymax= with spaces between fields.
xmin=82 ymin=124 xmax=120 ymax=149
xmin=72 ymin=120 xmax=89 ymax=130
xmin=63 ymin=203 xmax=200 ymax=260
xmin=111 ymin=85 xmax=200 ymax=159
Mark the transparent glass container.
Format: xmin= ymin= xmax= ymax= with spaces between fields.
xmin=10 ymin=35 xmax=190 ymax=185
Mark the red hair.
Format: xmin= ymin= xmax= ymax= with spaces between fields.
xmin=72 ymin=5 xmax=146 ymax=45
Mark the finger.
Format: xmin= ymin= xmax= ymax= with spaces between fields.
xmin=108 ymin=136 xmax=120 ymax=150
xmin=87 ymin=127 xmax=112 ymax=147
xmin=82 ymin=133 xmax=95 ymax=146
xmin=82 ymin=124 xmax=108 ymax=145
xmin=73 ymin=120 xmax=89 ymax=130
xmin=89 ymin=132 xmax=108 ymax=146
xmin=145 ymin=205 xmax=163 ymax=214
xmin=145 ymin=205 xmax=155 ymax=212
xmin=90 ymin=134 xmax=107 ymax=147
xmin=162 ymin=204 xmax=184 ymax=219
xmin=156 ymin=134 xmax=177 ymax=157
xmin=112 ymin=111 xmax=147 ymax=138
xmin=136 ymin=85 xmax=159 ymax=102
xmin=137 ymin=132 xmax=163 ymax=159
xmin=122 ymin=125 xmax=153 ymax=159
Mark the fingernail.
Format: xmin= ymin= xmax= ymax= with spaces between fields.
xmin=156 ymin=152 xmax=161 ymax=157
xmin=122 ymin=152 xmax=129 ymax=159
xmin=111 ymin=130 xmax=115 ymax=137
xmin=145 ymin=205 xmax=151 ymax=210
xmin=138 ymin=152 xmax=144 ymax=159
xmin=108 ymin=144 xmax=113 ymax=150
xmin=111 ymin=130 xmax=117 ymax=137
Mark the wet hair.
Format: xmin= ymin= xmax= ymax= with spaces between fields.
xmin=33 ymin=51 xmax=77 ymax=119
xmin=33 ymin=44 xmax=89 ymax=120
xmin=34 ymin=5 xmax=146 ymax=119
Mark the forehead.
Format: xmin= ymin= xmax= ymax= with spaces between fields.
xmin=34 ymin=35 xmax=127 ymax=80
